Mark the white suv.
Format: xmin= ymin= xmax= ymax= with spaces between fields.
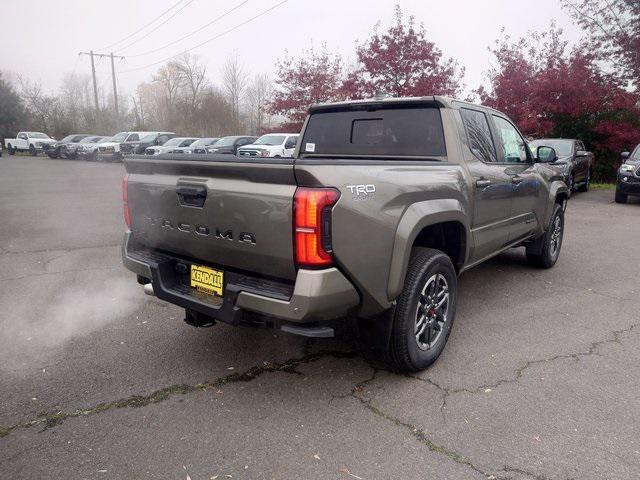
xmin=237 ymin=133 xmax=299 ymax=158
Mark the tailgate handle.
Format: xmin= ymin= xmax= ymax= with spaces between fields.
xmin=177 ymin=185 xmax=207 ymax=208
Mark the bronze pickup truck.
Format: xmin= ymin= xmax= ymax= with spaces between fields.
xmin=122 ymin=96 xmax=569 ymax=372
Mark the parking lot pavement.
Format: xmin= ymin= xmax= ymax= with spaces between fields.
xmin=1 ymin=155 xmax=639 ymax=480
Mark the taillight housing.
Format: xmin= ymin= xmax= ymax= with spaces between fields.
xmin=294 ymin=187 xmax=340 ymax=267
xmin=122 ymin=174 xmax=131 ymax=227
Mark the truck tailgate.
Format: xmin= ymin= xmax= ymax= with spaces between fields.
xmin=125 ymin=156 xmax=297 ymax=281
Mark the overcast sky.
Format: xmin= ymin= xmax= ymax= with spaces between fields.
xmin=2 ymin=0 xmax=584 ymax=96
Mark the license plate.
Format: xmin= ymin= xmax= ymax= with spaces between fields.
xmin=190 ymin=265 xmax=223 ymax=297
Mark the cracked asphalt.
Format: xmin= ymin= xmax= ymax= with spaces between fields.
xmin=1 ymin=155 xmax=639 ymax=480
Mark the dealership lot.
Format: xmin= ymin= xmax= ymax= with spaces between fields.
xmin=1 ymin=156 xmax=639 ymax=479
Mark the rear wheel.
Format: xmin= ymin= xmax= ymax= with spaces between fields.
xmin=389 ymin=248 xmax=457 ymax=372
xmin=8 ymin=144 xmax=15 ymax=155
xmin=29 ymin=144 xmax=37 ymax=156
xmin=615 ymin=188 xmax=628 ymax=204
xmin=526 ymin=203 xmax=564 ymax=268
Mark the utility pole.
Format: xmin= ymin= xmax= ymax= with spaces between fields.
xmin=79 ymin=51 xmax=125 ymax=116
xmin=78 ymin=51 xmax=100 ymax=112
xmin=110 ymin=53 xmax=120 ymax=117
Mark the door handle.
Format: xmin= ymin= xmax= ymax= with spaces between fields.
xmin=511 ymin=176 xmax=524 ymax=184
xmin=475 ymin=179 xmax=491 ymax=188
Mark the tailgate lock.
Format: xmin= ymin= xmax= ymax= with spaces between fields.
xmin=177 ymin=185 xmax=207 ymax=208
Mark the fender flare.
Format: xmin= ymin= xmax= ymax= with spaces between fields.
xmin=545 ymin=180 xmax=569 ymax=225
xmin=387 ymin=198 xmax=470 ymax=300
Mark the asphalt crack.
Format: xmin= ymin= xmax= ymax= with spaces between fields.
xmin=0 ymin=349 xmax=357 ymax=437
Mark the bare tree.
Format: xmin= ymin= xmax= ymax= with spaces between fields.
xmin=245 ymin=73 xmax=272 ymax=134
xmin=222 ymin=55 xmax=247 ymax=134
xmin=153 ymin=62 xmax=184 ymax=129
xmin=176 ymin=53 xmax=208 ymax=112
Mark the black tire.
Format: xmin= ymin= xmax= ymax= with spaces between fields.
xmin=29 ymin=144 xmax=37 ymax=156
xmin=566 ymin=173 xmax=574 ymax=197
xmin=526 ymin=203 xmax=564 ymax=268
xmin=578 ymin=170 xmax=591 ymax=192
xmin=615 ymin=188 xmax=627 ymax=204
xmin=389 ymin=247 xmax=457 ymax=372
xmin=8 ymin=144 xmax=15 ymax=155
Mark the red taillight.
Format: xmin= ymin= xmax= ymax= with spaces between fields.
xmin=122 ymin=174 xmax=130 ymax=227
xmin=294 ymin=187 xmax=340 ymax=267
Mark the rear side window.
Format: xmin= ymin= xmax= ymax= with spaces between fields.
xmin=460 ymin=109 xmax=497 ymax=163
xmin=301 ymin=107 xmax=446 ymax=158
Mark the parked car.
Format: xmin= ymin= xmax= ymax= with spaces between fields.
xmin=97 ymin=132 xmax=157 ymax=161
xmin=206 ymin=136 xmax=257 ymax=155
xmin=237 ymin=133 xmax=299 ymax=158
xmin=529 ymin=138 xmax=594 ymax=194
xmin=46 ymin=134 xmax=92 ymax=159
xmin=121 ymin=96 xmax=569 ymax=372
xmin=65 ymin=135 xmax=108 ymax=159
xmin=4 ymin=132 xmax=56 ymax=155
xmin=185 ymin=137 xmax=220 ymax=154
xmin=120 ymin=132 xmax=176 ymax=156
xmin=144 ymin=137 xmax=198 ymax=155
xmin=615 ymin=145 xmax=640 ymax=203
xmin=76 ymin=136 xmax=113 ymax=161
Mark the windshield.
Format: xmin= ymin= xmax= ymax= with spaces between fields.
xmin=630 ymin=145 xmax=640 ymax=161
xmin=254 ymin=135 xmax=286 ymax=146
xmin=79 ymin=136 xmax=99 ymax=143
xmin=190 ymin=138 xmax=218 ymax=147
xmin=29 ymin=133 xmax=50 ymax=139
xmin=214 ymin=137 xmax=236 ymax=147
xmin=530 ymin=139 xmax=573 ymax=157
xmin=139 ymin=134 xmax=158 ymax=142
xmin=110 ymin=132 xmax=128 ymax=142
xmin=161 ymin=138 xmax=185 ymax=147
xmin=59 ymin=135 xmax=74 ymax=143
xmin=179 ymin=138 xmax=197 ymax=147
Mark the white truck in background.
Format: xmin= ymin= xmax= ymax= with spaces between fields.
xmin=4 ymin=132 xmax=56 ymax=155
xmin=237 ymin=133 xmax=299 ymax=158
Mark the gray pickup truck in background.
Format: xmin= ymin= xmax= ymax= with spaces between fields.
xmin=529 ymin=138 xmax=594 ymax=194
xmin=122 ymin=97 xmax=569 ymax=372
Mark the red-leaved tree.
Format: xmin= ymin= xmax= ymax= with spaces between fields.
xmin=268 ymin=46 xmax=344 ymax=132
xmin=479 ymin=25 xmax=640 ymax=180
xmin=342 ymin=6 xmax=464 ymax=99
xmin=562 ymin=0 xmax=640 ymax=90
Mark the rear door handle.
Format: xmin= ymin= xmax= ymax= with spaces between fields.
xmin=476 ymin=179 xmax=491 ymax=188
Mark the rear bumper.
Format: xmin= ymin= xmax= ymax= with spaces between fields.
xmin=122 ymin=231 xmax=359 ymax=324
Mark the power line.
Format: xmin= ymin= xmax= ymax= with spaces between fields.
xmin=119 ymin=0 xmax=288 ymax=74
xmin=96 ymin=0 xmax=186 ymax=51
xmin=114 ymin=0 xmax=196 ymax=54
xmin=127 ymin=0 xmax=249 ymax=58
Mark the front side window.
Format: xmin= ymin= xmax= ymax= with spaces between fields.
xmin=493 ymin=116 xmax=529 ymax=163
xmin=301 ymin=107 xmax=447 ymax=158
xmin=179 ymin=139 xmax=197 ymax=147
xmin=460 ymin=109 xmax=497 ymax=163
xmin=284 ymin=136 xmax=298 ymax=149
xmin=126 ymin=134 xmax=139 ymax=142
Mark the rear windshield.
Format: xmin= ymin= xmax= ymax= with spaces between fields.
xmin=301 ymin=107 xmax=446 ymax=158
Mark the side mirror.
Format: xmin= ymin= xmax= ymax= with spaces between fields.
xmin=621 ymin=151 xmax=630 ymax=160
xmin=576 ymin=150 xmax=588 ymax=157
xmin=536 ymin=146 xmax=557 ymax=163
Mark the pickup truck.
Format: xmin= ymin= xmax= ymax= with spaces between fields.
xmin=529 ymin=138 xmax=594 ymax=194
xmin=122 ymin=96 xmax=569 ymax=372
xmin=237 ymin=133 xmax=299 ymax=158
xmin=4 ymin=132 xmax=56 ymax=155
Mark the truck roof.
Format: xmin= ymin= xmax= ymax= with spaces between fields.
xmin=309 ymin=96 xmax=504 ymax=116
